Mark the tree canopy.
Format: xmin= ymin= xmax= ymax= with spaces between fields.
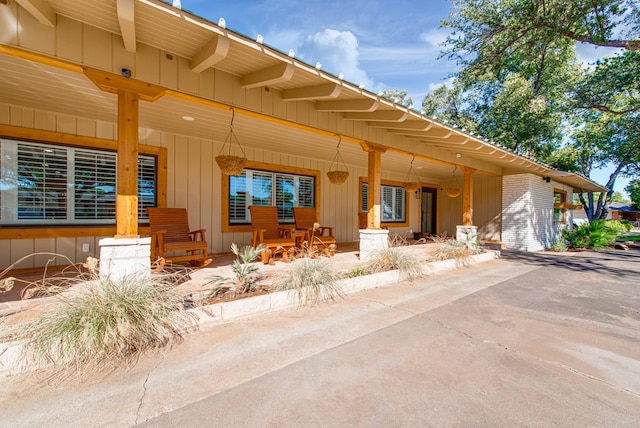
xmin=427 ymin=0 xmax=640 ymax=220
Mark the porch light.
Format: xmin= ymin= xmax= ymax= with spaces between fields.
xmin=443 ymin=166 xmax=462 ymax=198
xmin=326 ymin=135 xmax=349 ymax=185
xmin=215 ymin=108 xmax=248 ymax=176
xmin=403 ymin=155 xmax=422 ymax=193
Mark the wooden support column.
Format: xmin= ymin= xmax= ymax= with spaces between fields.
xmin=462 ymin=166 xmax=475 ymax=226
xmin=363 ymin=142 xmax=387 ymax=229
xmin=116 ymin=90 xmax=140 ymax=238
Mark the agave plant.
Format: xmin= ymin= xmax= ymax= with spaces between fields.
xmin=207 ymin=243 xmax=266 ymax=295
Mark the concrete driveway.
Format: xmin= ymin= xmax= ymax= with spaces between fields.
xmin=1 ymin=249 xmax=639 ymax=427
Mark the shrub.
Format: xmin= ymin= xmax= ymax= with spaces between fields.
xmin=207 ymin=243 xmax=266 ymax=295
xmin=9 ymin=272 xmax=197 ymax=379
xmin=365 ymin=246 xmax=426 ymax=280
xmin=346 ymin=266 xmax=368 ymax=278
xmin=562 ymin=220 xmax=628 ymax=249
xmin=551 ymin=238 xmax=568 ymax=252
xmin=274 ymin=257 xmax=344 ymax=307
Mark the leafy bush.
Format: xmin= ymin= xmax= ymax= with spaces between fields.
xmin=365 ymin=246 xmax=426 ymax=280
xmin=346 ymin=266 xmax=368 ymax=278
xmin=551 ymin=238 xmax=568 ymax=252
xmin=274 ymin=257 xmax=344 ymax=307
xmin=9 ymin=272 xmax=197 ymax=379
xmin=207 ymin=243 xmax=266 ymax=295
xmin=562 ymin=220 xmax=629 ymax=249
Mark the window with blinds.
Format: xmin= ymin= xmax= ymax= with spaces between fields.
xmin=0 ymin=139 xmax=157 ymax=225
xmin=228 ymin=168 xmax=315 ymax=224
xmin=360 ymin=182 xmax=406 ymax=223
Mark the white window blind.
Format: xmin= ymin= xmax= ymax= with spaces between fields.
xmin=0 ymin=139 xmax=157 ymax=225
xmin=361 ymin=182 xmax=405 ymax=222
xmin=228 ymin=168 xmax=315 ymax=224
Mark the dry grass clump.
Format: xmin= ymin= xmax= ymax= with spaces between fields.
xmin=428 ymin=235 xmax=478 ymax=263
xmin=365 ymin=246 xmax=426 ymax=281
xmin=274 ymin=257 xmax=344 ymax=307
xmin=6 ymin=271 xmax=197 ymax=379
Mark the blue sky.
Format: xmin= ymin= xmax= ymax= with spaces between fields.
xmin=173 ymin=0 xmax=630 ymax=196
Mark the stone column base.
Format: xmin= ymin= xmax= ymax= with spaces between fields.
xmin=99 ymin=237 xmax=151 ymax=282
xmin=359 ymin=229 xmax=389 ymax=262
xmin=456 ymin=225 xmax=478 ymax=249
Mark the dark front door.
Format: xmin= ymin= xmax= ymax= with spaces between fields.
xmin=421 ymin=187 xmax=437 ymax=235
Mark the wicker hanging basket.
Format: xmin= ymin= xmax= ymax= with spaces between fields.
xmin=327 ymin=170 xmax=349 ymax=184
xmin=403 ymin=182 xmax=421 ymax=192
xmin=327 ymin=135 xmax=349 ymax=185
xmin=403 ymin=155 xmax=422 ymax=193
xmin=216 ymin=108 xmax=248 ymax=176
xmin=444 ymin=187 xmax=461 ymax=198
xmin=215 ymin=155 xmax=246 ymax=176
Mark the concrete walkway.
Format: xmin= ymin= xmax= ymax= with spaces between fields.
xmin=1 ymin=249 xmax=639 ymax=427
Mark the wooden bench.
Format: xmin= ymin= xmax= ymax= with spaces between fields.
xmin=292 ymin=207 xmax=337 ymax=257
xmin=249 ymin=206 xmax=301 ymax=264
xmin=146 ymin=207 xmax=212 ymax=267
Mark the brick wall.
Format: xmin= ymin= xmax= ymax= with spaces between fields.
xmin=502 ymin=174 xmax=556 ymax=251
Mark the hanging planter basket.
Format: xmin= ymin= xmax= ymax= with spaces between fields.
xmin=403 ymin=182 xmax=421 ymax=192
xmin=216 ymin=108 xmax=248 ymax=176
xmin=327 ymin=135 xmax=349 ymax=185
xmin=327 ymin=170 xmax=349 ymax=184
xmin=443 ymin=166 xmax=462 ymax=197
xmin=444 ymin=187 xmax=461 ymax=198
xmin=403 ymin=155 xmax=422 ymax=193
xmin=215 ymin=155 xmax=246 ymax=176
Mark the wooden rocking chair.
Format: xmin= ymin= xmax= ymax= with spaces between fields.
xmin=292 ymin=207 xmax=337 ymax=257
xmin=146 ymin=207 xmax=212 ymax=267
xmin=248 ymin=206 xmax=301 ymax=264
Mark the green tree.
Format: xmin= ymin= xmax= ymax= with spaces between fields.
xmin=434 ymin=0 xmax=640 ymax=220
xmin=380 ymin=90 xmax=413 ymax=109
xmin=610 ymin=191 xmax=629 ymax=203
xmin=626 ymin=180 xmax=640 ymax=209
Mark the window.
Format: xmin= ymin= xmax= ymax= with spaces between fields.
xmin=553 ymin=189 xmax=567 ymax=223
xmin=0 ymin=139 xmax=157 ymax=225
xmin=361 ymin=182 xmax=406 ymax=223
xmin=228 ymin=168 xmax=315 ymax=224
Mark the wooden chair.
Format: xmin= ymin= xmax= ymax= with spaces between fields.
xmin=248 ymin=206 xmax=301 ymax=264
xmin=146 ymin=207 xmax=212 ymax=267
xmin=292 ymin=207 xmax=337 ymax=257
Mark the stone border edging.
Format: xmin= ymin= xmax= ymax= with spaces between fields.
xmin=0 ymin=250 xmax=499 ymax=377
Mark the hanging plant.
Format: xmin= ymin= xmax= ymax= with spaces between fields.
xmin=215 ymin=108 xmax=248 ymax=176
xmin=443 ymin=166 xmax=462 ymax=197
xmin=327 ymin=135 xmax=349 ymax=185
xmin=403 ymin=155 xmax=421 ymax=192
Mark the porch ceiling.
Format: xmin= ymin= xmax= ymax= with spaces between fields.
xmin=1 ymin=0 xmax=607 ymax=192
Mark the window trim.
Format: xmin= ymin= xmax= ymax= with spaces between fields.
xmin=553 ymin=188 xmax=567 ymax=224
xmin=221 ymin=160 xmax=321 ymax=233
xmin=0 ymin=124 xmax=167 ymax=239
xmin=359 ymin=176 xmax=410 ymax=227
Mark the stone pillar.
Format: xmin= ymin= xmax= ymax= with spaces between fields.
xmin=99 ymin=237 xmax=151 ymax=281
xmin=456 ymin=225 xmax=478 ymax=249
xmin=359 ymin=229 xmax=389 ymax=262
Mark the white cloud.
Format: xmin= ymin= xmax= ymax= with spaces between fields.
xmin=419 ymin=28 xmax=448 ymax=47
xmin=426 ymin=77 xmax=455 ymax=93
xmin=298 ymin=29 xmax=373 ymax=88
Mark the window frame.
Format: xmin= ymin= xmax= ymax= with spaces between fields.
xmin=553 ymin=188 xmax=567 ymax=224
xmin=0 ymin=125 xmax=167 ymax=239
xmin=221 ymin=160 xmax=321 ymax=233
xmin=359 ymin=176 xmax=409 ymax=227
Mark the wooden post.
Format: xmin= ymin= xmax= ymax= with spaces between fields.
xmin=462 ymin=166 xmax=475 ymax=226
xmin=116 ymin=89 xmax=140 ymax=238
xmin=362 ymin=143 xmax=388 ymax=229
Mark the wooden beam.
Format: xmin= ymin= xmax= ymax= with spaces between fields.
xmin=190 ymin=35 xmax=230 ymax=73
xmin=15 ymin=0 xmax=55 ymax=26
xmin=83 ymin=67 xmax=166 ymax=102
xmin=462 ymin=166 xmax=475 ymax=226
xmin=240 ymin=62 xmax=295 ymax=88
xmin=315 ymin=99 xmax=378 ymax=112
xmin=388 ymin=128 xmax=453 ymax=138
xmin=366 ymin=149 xmax=383 ymax=229
xmin=281 ymin=83 xmax=341 ymax=101
xmin=343 ymin=110 xmax=408 ymax=122
xmin=116 ymin=90 xmax=140 ymax=238
xmin=116 ymin=0 xmax=137 ymax=52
